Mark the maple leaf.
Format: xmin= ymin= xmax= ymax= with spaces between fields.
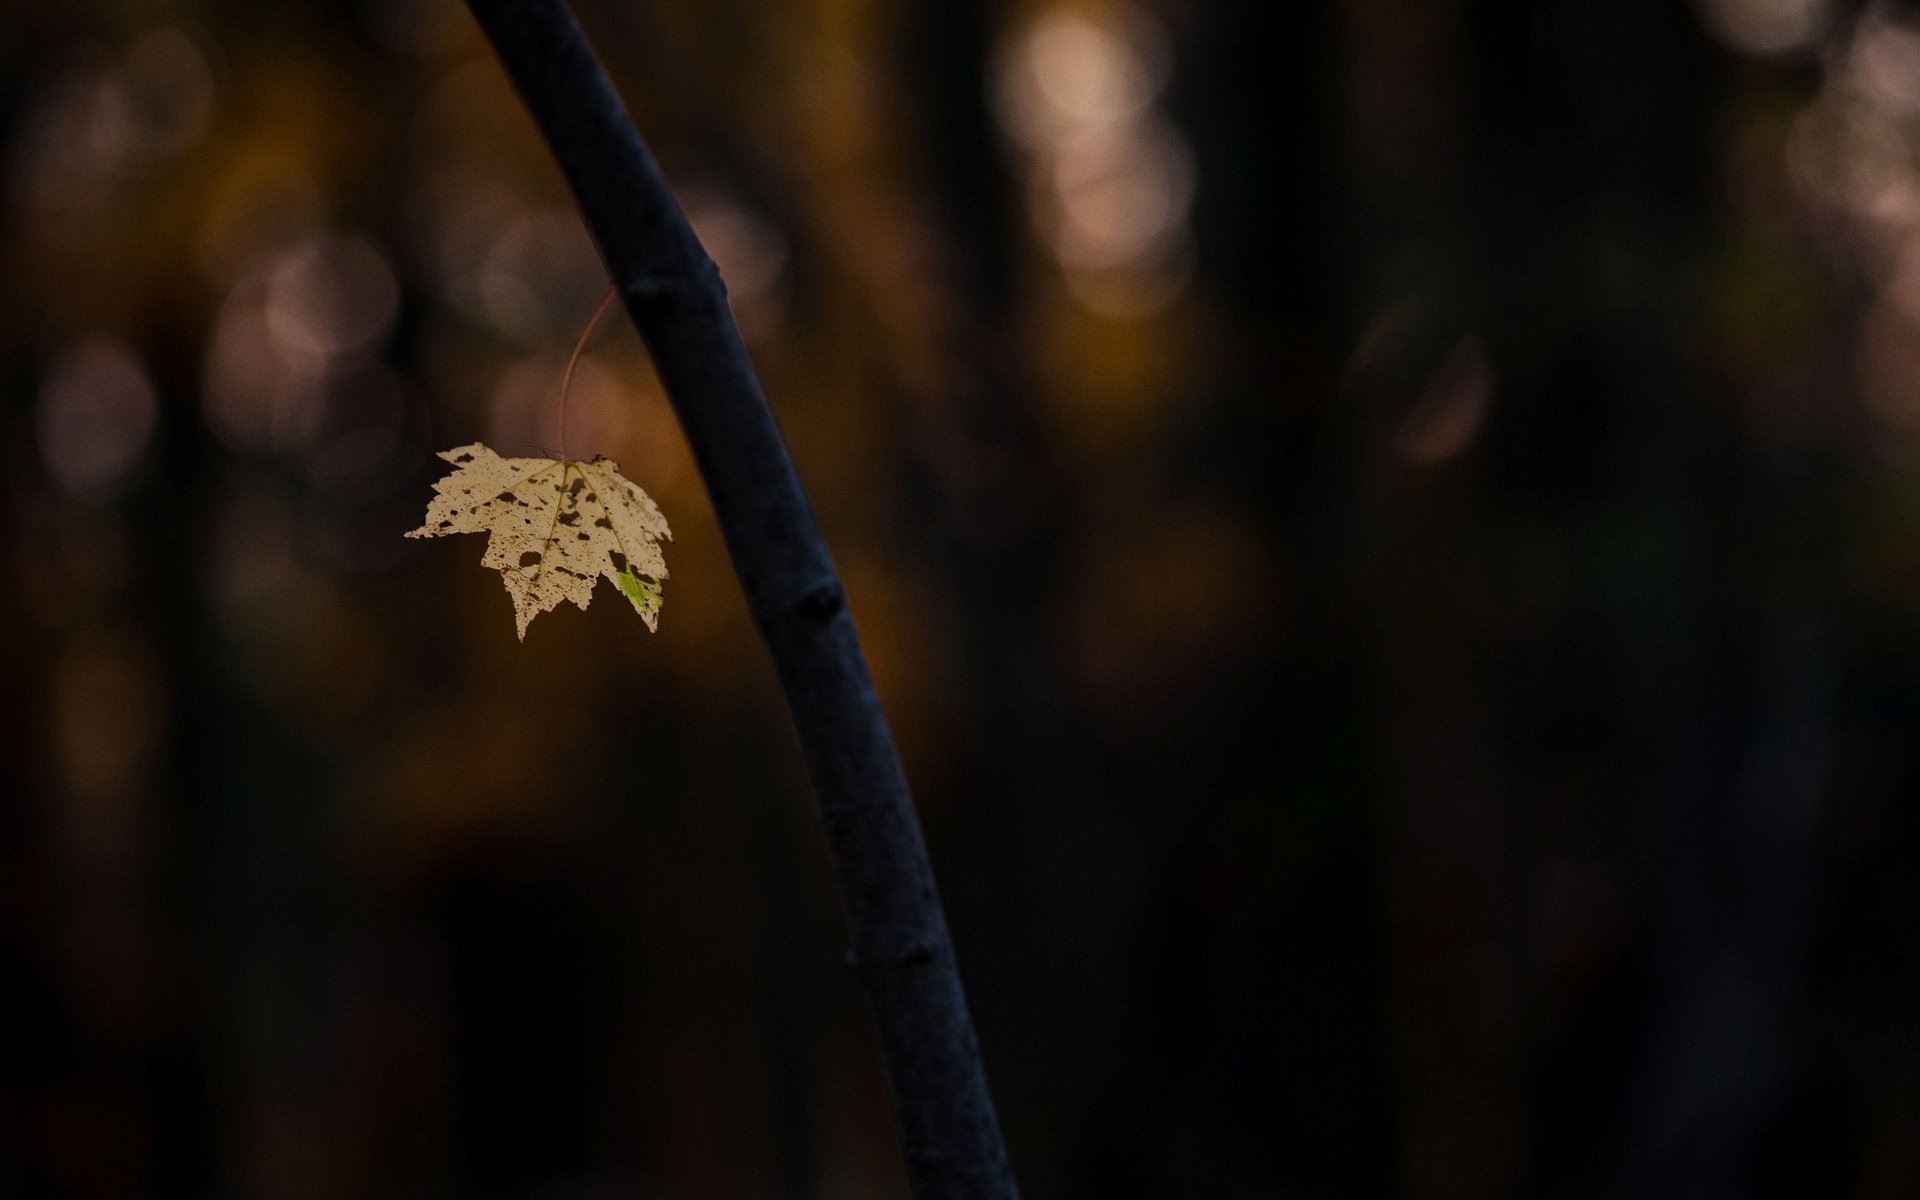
xmin=407 ymin=443 xmax=670 ymax=639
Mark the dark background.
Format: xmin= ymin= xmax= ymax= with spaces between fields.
xmin=0 ymin=0 xmax=1915 ymax=1195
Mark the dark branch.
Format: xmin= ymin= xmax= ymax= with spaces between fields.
xmin=459 ymin=2 xmax=1019 ymax=1196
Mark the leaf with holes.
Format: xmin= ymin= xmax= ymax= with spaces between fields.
xmin=406 ymin=443 xmax=670 ymax=639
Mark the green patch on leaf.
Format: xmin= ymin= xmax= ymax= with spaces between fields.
xmin=617 ymin=568 xmax=662 ymax=618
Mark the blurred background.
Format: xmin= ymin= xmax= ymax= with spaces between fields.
xmin=2 ymin=0 xmax=1918 ymax=1195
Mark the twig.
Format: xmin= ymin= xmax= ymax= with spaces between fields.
xmin=459 ymin=3 xmax=1020 ymax=1196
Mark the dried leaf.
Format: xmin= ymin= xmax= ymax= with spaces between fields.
xmin=406 ymin=443 xmax=670 ymax=639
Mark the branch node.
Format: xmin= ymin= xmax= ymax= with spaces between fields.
xmin=793 ymin=581 xmax=845 ymax=622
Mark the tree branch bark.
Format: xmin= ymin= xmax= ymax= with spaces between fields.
xmin=458 ymin=2 xmax=1019 ymax=1196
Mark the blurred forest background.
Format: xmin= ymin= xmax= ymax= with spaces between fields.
xmin=1 ymin=0 xmax=1918 ymax=1196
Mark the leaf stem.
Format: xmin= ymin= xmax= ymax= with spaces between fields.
xmin=557 ymin=284 xmax=618 ymax=460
